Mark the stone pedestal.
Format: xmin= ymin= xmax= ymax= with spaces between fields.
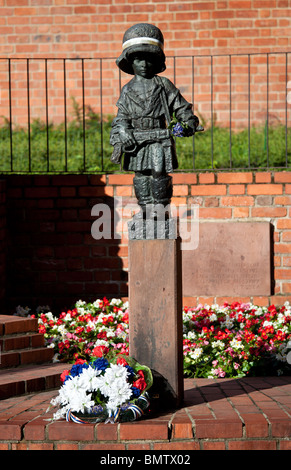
xmin=128 ymin=237 xmax=183 ymax=409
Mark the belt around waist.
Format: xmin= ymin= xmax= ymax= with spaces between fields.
xmin=132 ymin=117 xmax=166 ymax=130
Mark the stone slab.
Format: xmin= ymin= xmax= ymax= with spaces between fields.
xmin=182 ymin=222 xmax=271 ymax=297
xmin=128 ymin=238 xmax=183 ymax=408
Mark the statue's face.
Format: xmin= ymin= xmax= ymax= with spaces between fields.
xmin=131 ymin=52 xmax=156 ymax=78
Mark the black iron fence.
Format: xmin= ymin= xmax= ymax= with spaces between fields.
xmin=0 ymin=51 xmax=290 ymax=174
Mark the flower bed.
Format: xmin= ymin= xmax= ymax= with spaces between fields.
xmin=31 ymin=298 xmax=291 ymax=379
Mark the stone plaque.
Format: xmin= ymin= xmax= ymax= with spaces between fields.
xmin=182 ymin=222 xmax=271 ymax=296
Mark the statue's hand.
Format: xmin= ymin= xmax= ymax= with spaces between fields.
xmin=119 ymin=129 xmax=136 ymax=147
xmin=183 ymin=122 xmax=195 ymax=137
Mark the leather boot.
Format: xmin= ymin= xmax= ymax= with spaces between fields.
xmin=150 ymin=175 xmax=173 ymax=220
xmin=133 ymin=174 xmax=154 ymax=219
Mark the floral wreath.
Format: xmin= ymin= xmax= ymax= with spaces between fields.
xmin=48 ymin=352 xmax=153 ymax=424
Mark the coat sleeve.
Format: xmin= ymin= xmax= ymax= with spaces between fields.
xmin=110 ymin=85 xmax=133 ymax=147
xmin=161 ymin=77 xmax=199 ymax=134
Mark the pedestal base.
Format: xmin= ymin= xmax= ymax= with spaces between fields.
xmin=128 ymin=238 xmax=183 ymax=409
xmin=128 ymin=216 xmax=177 ymax=240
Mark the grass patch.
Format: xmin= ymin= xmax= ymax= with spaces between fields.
xmin=1 ymin=103 xmax=290 ymax=173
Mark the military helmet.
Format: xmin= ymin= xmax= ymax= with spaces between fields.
xmin=116 ymin=23 xmax=166 ymax=75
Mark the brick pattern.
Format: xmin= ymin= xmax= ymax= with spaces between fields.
xmin=1 ymin=1 xmax=290 ymax=57
xmin=0 ymin=315 xmax=54 ymax=369
xmin=0 ymin=376 xmax=290 ymax=450
xmin=2 ymin=171 xmax=291 ymax=311
xmin=0 ymin=1 xmax=291 ymax=127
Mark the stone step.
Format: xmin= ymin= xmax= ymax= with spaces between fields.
xmin=0 ymin=363 xmax=70 ymax=400
xmin=0 ymin=315 xmax=60 ymax=399
xmin=0 ymin=347 xmax=55 ymax=369
xmin=0 ymin=315 xmax=38 ymax=336
xmin=0 ymin=332 xmax=45 ymax=352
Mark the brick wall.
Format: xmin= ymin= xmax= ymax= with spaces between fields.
xmin=0 ymin=0 xmax=291 ymax=128
xmin=0 ymin=180 xmax=6 ymax=313
xmin=1 ymin=0 xmax=290 ymax=57
xmin=2 ymin=171 xmax=291 ymax=313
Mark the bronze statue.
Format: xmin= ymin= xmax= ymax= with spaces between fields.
xmin=110 ymin=23 xmax=202 ymax=221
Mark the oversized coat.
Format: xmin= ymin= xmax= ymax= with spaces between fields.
xmin=110 ymin=75 xmax=198 ymax=173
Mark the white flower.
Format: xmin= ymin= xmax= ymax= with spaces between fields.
xmin=110 ymin=298 xmax=123 ymax=306
xmin=63 ymin=312 xmax=72 ymax=322
xmin=230 ymin=338 xmax=243 ymax=349
xmin=221 ymin=315 xmax=234 ymax=329
xmin=77 ymin=366 xmax=102 ymax=392
xmin=209 ymin=313 xmax=217 ymax=322
xmin=212 ymin=340 xmax=224 ymax=349
xmin=254 ymin=307 xmax=265 ymax=316
xmin=93 ymin=339 xmax=109 ymax=348
xmin=186 ymin=331 xmax=197 ymax=340
xmin=190 ymin=348 xmax=203 ymax=360
xmin=93 ymin=299 xmax=103 ymax=309
xmin=97 ymin=364 xmax=132 ymax=414
xmin=77 ymin=306 xmax=85 ymax=315
xmin=104 ymin=328 xmax=115 ymax=339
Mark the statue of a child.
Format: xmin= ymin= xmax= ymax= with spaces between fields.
xmin=110 ymin=23 xmax=202 ymax=219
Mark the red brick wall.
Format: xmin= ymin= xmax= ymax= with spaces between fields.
xmin=1 ymin=0 xmax=291 ymax=57
xmin=0 ymin=180 xmax=6 ymax=312
xmin=0 ymin=1 xmax=291 ymax=128
xmin=2 ymin=171 xmax=291 ymax=313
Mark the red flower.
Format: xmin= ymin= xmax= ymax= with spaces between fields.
xmin=39 ymin=325 xmax=46 ymax=334
xmin=60 ymin=369 xmax=70 ymax=382
xmin=133 ymin=370 xmax=147 ymax=391
xmin=97 ymin=331 xmax=107 ymax=340
xmin=92 ymin=345 xmax=109 ymax=357
xmin=102 ymin=316 xmax=114 ymax=326
xmin=122 ymin=312 xmax=129 ymax=323
xmin=116 ymin=357 xmax=128 ymax=366
xmin=74 ymin=358 xmax=86 ymax=364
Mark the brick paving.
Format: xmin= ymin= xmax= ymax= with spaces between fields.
xmin=0 ymin=376 xmax=290 ymax=450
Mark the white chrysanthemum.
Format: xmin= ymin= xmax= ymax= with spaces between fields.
xmin=77 ymin=366 xmax=102 ymax=392
xmin=97 ymin=364 xmax=132 ymax=411
xmin=69 ymin=389 xmax=95 ymax=414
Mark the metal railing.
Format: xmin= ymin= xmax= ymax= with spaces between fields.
xmin=0 ymin=51 xmax=290 ymax=174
